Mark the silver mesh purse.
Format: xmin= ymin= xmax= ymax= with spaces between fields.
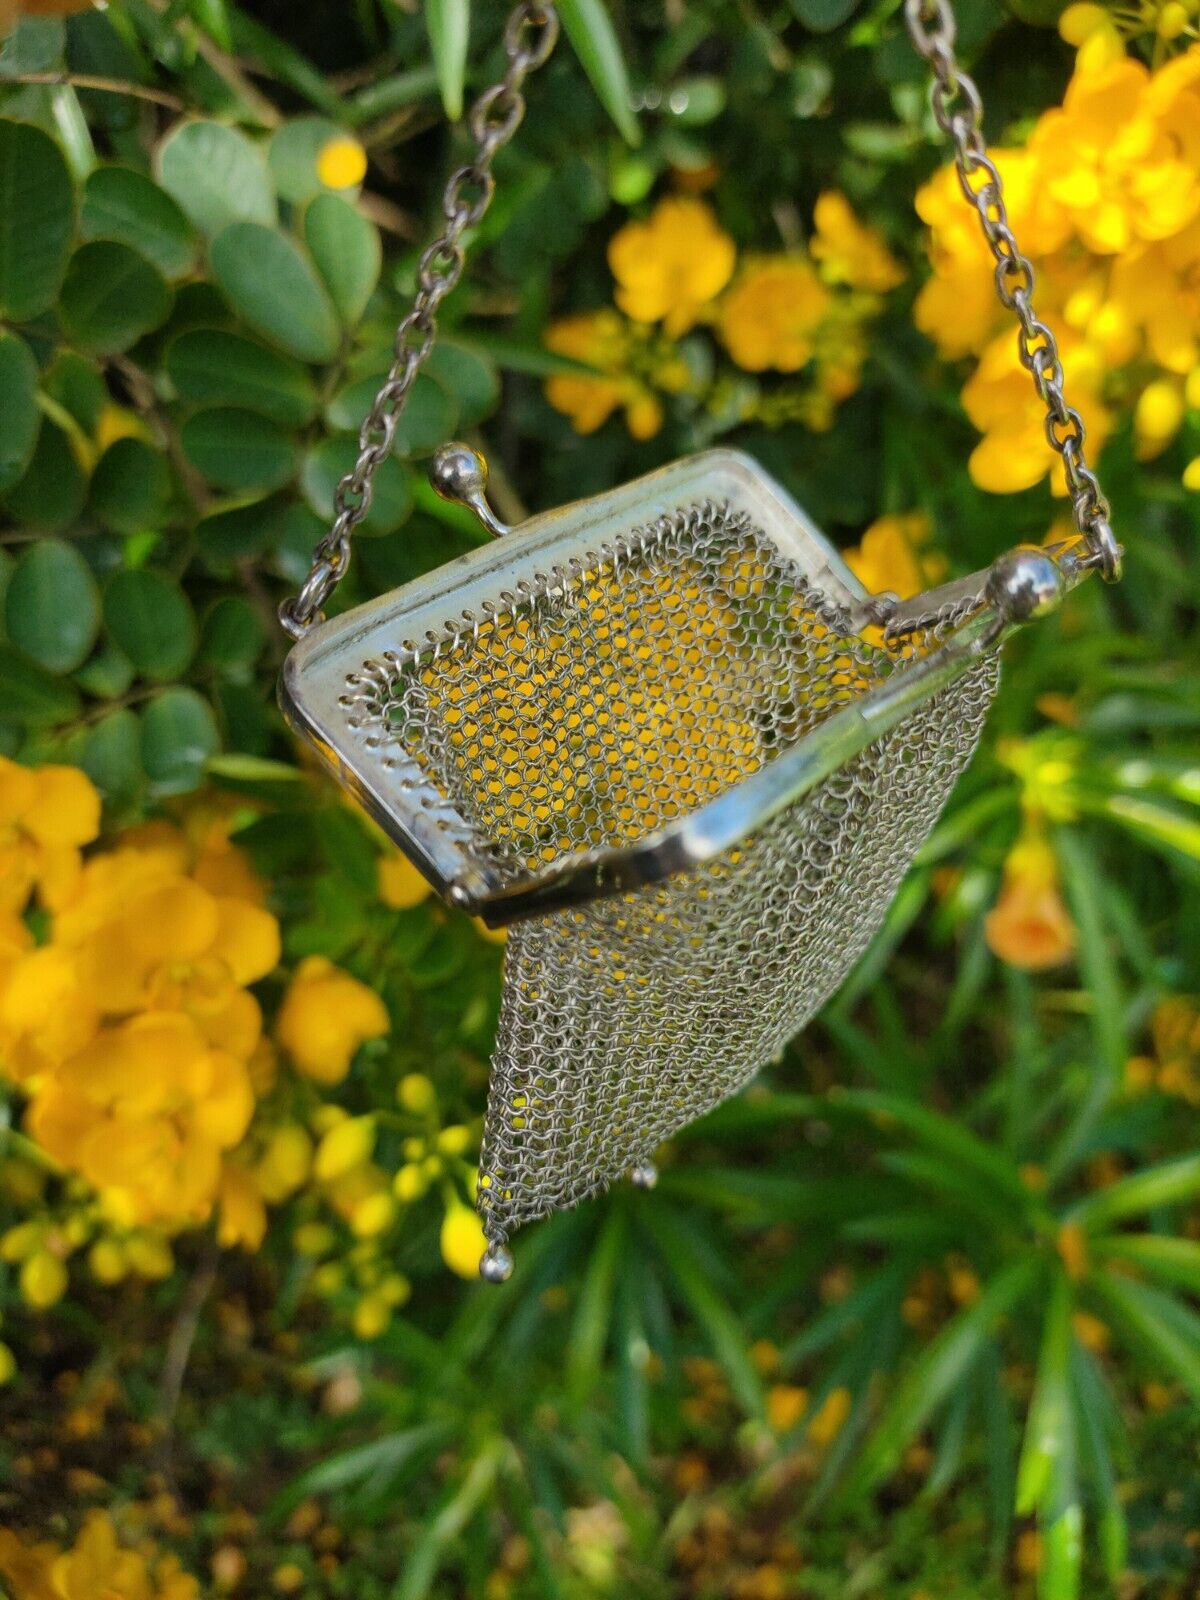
xmin=278 ymin=0 xmax=1121 ymax=1279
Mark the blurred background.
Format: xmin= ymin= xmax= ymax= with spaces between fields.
xmin=0 ymin=2 xmax=1198 ymax=1596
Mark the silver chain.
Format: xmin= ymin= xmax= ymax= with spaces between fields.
xmin=281 ymin=0 xmax=1121 ymax=638
xmin=279 ymin=2 xmax=559 ymax=638
xmin=905 ymin=0 xmax=1121 ymax=581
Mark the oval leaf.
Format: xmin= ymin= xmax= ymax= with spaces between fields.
xmin=104 ymin=567 xmax=197 ymax=681
xmin=89 ymin=437 xmax=171 ymax=534
xmin=156 ymin=119 xmax=276 ymax=237
xmin=304 ymin=192 xmax=381 ymax=328
xmin=0 ymin=119 xmax=75 ymax=320
xmin=267 ymin=117 xmax=344 ymax=205
xmin=80 ymin=165 xmax=198 ymax=279
xmin=5 ymin=538 xmax=100 ymax=675
xmin=0 ymin=331 xmax=40 ymax=495
xmin=141 ymin=686 xmax=219 ymax=795
xmin=3 ymin=420 xmax=87 ymax=532
xmin=210 ymin=221 xmax=340 ymax=363
xmin=180 ymin=406 xmax=298 ymax=493
xmin=0 ymin=641 xmax=80 ymax=726
xmin=81 ymin=706 xmax=144 ymax=809
xmin=59 ymin=240 xmax=173 ymax=355
xmin=166 ymin=328 xmax=317 ymax=426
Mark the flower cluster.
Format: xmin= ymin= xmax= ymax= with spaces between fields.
xmin=0 ymin=1510 xmax=199 ymax=1600
xmin=915 ymin=23 xmax=1200 ymax=492
xmin=1 ymin=764 xmax=277 ymax=1233
xmin=544 ymin=192 xmax=902 ymax=440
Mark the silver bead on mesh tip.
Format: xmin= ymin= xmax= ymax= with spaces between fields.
xmin=480 ymin=1242 xmax=514 ymax=1283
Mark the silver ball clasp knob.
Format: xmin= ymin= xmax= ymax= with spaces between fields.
xmin=429 ymin=442 xmax=511 ymax=540
xmin=985 ymin=545 xmax=1065 ymax=626
xmin=479 ymin=1241 xmax=514 ymax=1283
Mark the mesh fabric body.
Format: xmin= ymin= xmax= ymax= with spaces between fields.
xmin=341 ymin=503 xmax=999 ymax=1243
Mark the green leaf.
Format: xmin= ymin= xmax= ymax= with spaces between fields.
xmin=80 ymin=707 xmax=143 ymax=809
xmin=196 ymin=496 xmax=283 ymax=570
xmin=266 ymin=117 xmax=344 ymax=205
xmin=156 ymin=120 xmax=276 ymax=237
xmin=1016 ymin=1274 xmax=1073 ymax=1515
xmin=0 ymin=641 xmax=80 ymax=725
xmin=303 ymin=192 xmax=380 ymax=327
xmin=0 ymin=331 xmax=40 ymax=495
xmin=3 ymin=420 xmax=87 ymax=532
xmin=848 ymin=1258 xmax=1041 ymax=1495
xmin=0 ymin=120 xmax=75 ymax=320
xmin=196 ymin=595 xmax=266 ymax=677
xmin=788 ymin=0 xmax=861 ymax=30
xmin=5 ymin=538 xmax=100 ymax=675
xmin=424 ymin=0 xmax=469 ymax=121
xmin=643 ymin=1205 xmax=764 ymax=1416
xmin=58 ymin=241 xmax=173 ymax=355
xmin=832 ymin=1089 xmax=1029 ymax=1203
xmin=80 ymin=165 xmax=198 ymax=279
xmin=425 ymin=341 xmax=500 ymax=427
xmin=1092 ymin=1233 xmax=1200 ymax=1295
xmin=566 ymin=1209 xmax=625 ymax=1409
xmin=89 ymin=438 xmax=171 ymax=534
xmin=301 ymin=437 xmax=413 ymax=536
xmin=278 ymin=1423 xmax=451 ymax=1506
xmin=1071 ymin=1152 xmax=1200 ymax=1230
xmin=1090 ymin=1272 xmax=1200 ymax=1403
xmin=557 ymin=0 xmax=640 ymax=145
xmin=210 ymin=221 xmax=340 ymax=363
xmin=166 ymin=329 xmax=318 ymax=427
xmin=104 ymin=567 xmax=197 ymax=681
xmin=141 ymin=686 xmax=219 ymax=795
xmin=74 ymin=641 xmax=134 ymax=701
xmin=180 ymin=407 xmax=298 ymax=493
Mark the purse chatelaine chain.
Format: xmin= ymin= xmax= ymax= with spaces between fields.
xmin=277 ymin=0 xmax=1122 ymax=1282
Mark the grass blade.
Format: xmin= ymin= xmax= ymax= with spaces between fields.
xmin=424 ymin=0 xmax=469 ymax=121
xmin=846 ymin=1256 xmax=1041 ymax=1497
xmin=557 ymin=0 xmax=640 ymax=144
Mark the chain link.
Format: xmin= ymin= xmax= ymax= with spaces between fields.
xmin=279 ymin=2 xmax=559 ymax=638
xmin=904 ymin=0 xmax=1121 ymax=581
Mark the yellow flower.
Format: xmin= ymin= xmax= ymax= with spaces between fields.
xmin=718 ymin=256 xmax=830 ymax=373
xmin=608 ymin=196 xmax=736 ymax=335
xmin=1134 ymin=376 xmax=1185 ymax=457
xmin=0 ymin=1341 xmax=15 ymax=1384
xmin=314 ymin=1114 xmax=376 ymax=1181
xmin=0 ymin=758 xmax=100 ymax=914
xmin=544 ymin=309 xmax=665 ymax=439
xmin=440 ymin=1200 xmax=487 ymax=1279
xmin=805 ymin=1386 xmax=852 ymax=1447
xmin=984 ymin=833 xmax=1077 ymax=971
xmin=217 ymin=1159 xmax=268 ymax=1251
xmin=377 ymin=851 xmax=432 ymax=910
xmin=961 ymin=329 xmax=1111 ymax=495
xmin=254 ymin=1121 xmax=313 ymax=1201
xmin=0 ymin=1528 xmax=59 ymax=1600
xmin=20 ymin=1248 xmax=68 ymax=1308
xmin=843 ymin=511 xmax=946 ymax=601
xmin=275 ymin=956 xmax=389 ymax=1084
xmin=811 ymin=192 xmax=904 ymax=293
xmin=316 ymin=134 xmax=368 ymax=191
xmin=765 ymin=1384 xmax=808 ymax=1433
xmin=28 ymin=1011 xmax=255 ymax=1226
xmin=51 ymin=1512 xmax=153 ymax=1600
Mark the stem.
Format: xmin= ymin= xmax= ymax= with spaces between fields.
xmin=8 ymin=72 xmax=184 ymax=110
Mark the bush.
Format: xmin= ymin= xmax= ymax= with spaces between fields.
xmin=0 ymin=3 xmax=1198 ymax=1597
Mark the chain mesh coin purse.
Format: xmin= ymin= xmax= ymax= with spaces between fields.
xmin=279 ymin=0 xmax=1122 ymax=1280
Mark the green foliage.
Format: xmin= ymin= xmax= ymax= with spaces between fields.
xmin=0 ymin=3 xmax=1198 ymax=1598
